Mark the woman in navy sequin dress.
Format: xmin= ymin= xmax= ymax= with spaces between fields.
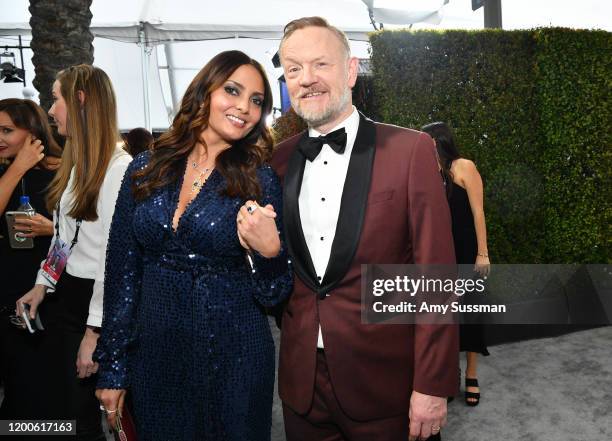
xmin=94 ymin=51 xmax=293 ymax=441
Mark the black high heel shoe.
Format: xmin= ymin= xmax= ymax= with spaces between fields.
xmin=465 ymin=378 xmax=480 ymax=406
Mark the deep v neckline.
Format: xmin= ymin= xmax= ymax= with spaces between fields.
xmin=171 ymin=163 xmax=218 ymax=234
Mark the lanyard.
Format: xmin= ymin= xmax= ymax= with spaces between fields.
xmin=54 ymin=201 xmax=82 ymax=251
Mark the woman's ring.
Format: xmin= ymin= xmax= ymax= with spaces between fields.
xmin=432 ymin=425 xmax=441 ymax=432
xmin=99 ymin=405 xmax=117 ymax=414
xmin=247 ymin=205 xmax=257 ymax=215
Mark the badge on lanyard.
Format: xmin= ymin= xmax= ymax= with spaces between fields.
xmin=41 ymin=238 xmax=72 ymax=286
xmin=41 ymin=202 xmax=82 ymax=288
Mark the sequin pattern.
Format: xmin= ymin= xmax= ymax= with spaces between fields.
xmin=94 ymin=152 xmax=293 ymax=441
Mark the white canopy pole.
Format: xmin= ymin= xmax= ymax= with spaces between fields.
xmin=138 ymin=22 xmax=152 ymax=131
xmin=163 ymin=43 xmax=179 ymax=113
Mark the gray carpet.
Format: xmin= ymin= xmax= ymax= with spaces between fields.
xmin=4 ymin=325 xmax=610 ymax=440
xmin=270 ymin=323 xmax=612 ymax=441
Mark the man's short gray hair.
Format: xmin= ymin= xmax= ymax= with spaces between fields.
xmin=280 ymin=16 xmax=351 ymax=60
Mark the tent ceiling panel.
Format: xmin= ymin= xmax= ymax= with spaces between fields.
xmin=2 ymin=0 xmax=455 ymax=42
xmin=2 ymin=0 xmax=377 ymax=41
xmin=367 ymin=0 xmax=450 ymax=25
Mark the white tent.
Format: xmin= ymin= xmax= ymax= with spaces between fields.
xmin=3 ymin=0 xmax=608 ymax=130
xmin=1 ymin=0 xmax=455 ymax=130
xmin=3 ymin=0 xmax=455 ymax=41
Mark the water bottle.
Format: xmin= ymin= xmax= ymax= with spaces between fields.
xmin=18 ymin=195 xmax=36 ymax=216
xmin=11 ymin=195 xmax=35 ymax=248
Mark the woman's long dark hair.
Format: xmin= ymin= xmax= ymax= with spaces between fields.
xmin=124 ymin=127 xmax=153 ymax=157
xmin=132 ymin=50 xmax=274 ymax=201
xmin=421 ymin=121 xmax=461 ymax=197
xmin=0 ymin=98 xmax=62 ymax=159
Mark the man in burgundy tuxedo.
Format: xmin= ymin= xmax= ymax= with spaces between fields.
xmin=270 ymin=16 xmax=459 ymax=441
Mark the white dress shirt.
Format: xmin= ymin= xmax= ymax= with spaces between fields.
xmin=36 ymin=146 xmax=132 ymax=327
xmin=299 ymin=106 xmax=360 ymax=348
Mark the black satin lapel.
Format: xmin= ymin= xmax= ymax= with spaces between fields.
xmin=283 ymin=135 xmax=319 ymax=291
xmin=321 ymin=113 xmax=376 ymax=291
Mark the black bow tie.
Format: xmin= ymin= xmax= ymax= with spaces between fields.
xmin=298 ymin=127 xmax=348 ymax=162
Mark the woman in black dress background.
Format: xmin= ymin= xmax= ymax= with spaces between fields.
xmin=423 ymin=121 xmax=491 ymax=407
xmin=0 ymin=98 xmax=61 ymax=416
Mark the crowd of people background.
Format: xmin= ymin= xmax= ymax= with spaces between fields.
xmin=0 ymin=16 xmax=491 ymax=441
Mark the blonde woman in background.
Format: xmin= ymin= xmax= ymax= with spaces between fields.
xmin=16 ymin=65 xmax=131 ymax=440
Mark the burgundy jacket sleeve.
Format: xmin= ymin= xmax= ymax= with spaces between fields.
xmin=407 ymin=132 xmax=460 ymax=397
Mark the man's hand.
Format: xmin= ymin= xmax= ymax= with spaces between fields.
xmin=236 ymin=201 xmax=280 ymax=258
xmin=76 ymin=327 xmax=100 ymax=378
xmin=409 ymin=391 xmax=447 ymax=440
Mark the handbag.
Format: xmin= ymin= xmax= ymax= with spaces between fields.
xmin=113 ymin=407 xmax=138 ymax=441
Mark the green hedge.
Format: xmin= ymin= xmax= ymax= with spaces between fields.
xmin=369 ymin=28 xmax=611 ymax=264
xmin=534 ymin=29 xmax=612 ymax=264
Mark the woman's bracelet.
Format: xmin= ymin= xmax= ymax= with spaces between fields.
xmin=477 ymin=252 xmax=489 ymax=258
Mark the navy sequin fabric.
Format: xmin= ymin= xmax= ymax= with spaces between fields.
xmin=95 ymin=152 xmax=293 ymax=441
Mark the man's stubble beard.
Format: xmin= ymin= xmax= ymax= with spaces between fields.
xmin=292 ymin=86 xmax=352 ymax=129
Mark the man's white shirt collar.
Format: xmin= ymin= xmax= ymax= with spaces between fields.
xmin=308 ymin=106 xmax=360 ymax=154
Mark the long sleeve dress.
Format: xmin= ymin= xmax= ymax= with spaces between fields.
xmin=94 ymin=152 xmax=293 ymax=441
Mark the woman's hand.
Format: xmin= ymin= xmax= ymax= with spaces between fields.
xmin=76 ymin=327 xmax=100 ymax=378
xmin=12 ymin=135 xmax=44 ymax=175
xmin=236 ymin=201 xmax=280 ymax=258
xmin=41 ymin=155 xmax=61 ymax=171
xmin=13 ymin=214 xmax=54 ymax=238
xmin=474 ymin=254 xmax=490 ymax=278
xmin=16 ymin=284 xmax=47 ymax=320
xmin=96 ymin=388 xmax=126 ymax=430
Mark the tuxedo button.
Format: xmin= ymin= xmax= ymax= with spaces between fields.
xmin=320 ymin=236 xmax=324 ymax=241
xmin=324 ymin=161 xmax=328 ymax=165
xmin=317 ymin=276 xmax=322 ymax=281
xmin=321 ymin=197 xmax=326 ymax=201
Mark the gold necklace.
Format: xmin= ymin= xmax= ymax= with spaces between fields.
xmin=189 ymin=153 xmax=213 ymax=194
